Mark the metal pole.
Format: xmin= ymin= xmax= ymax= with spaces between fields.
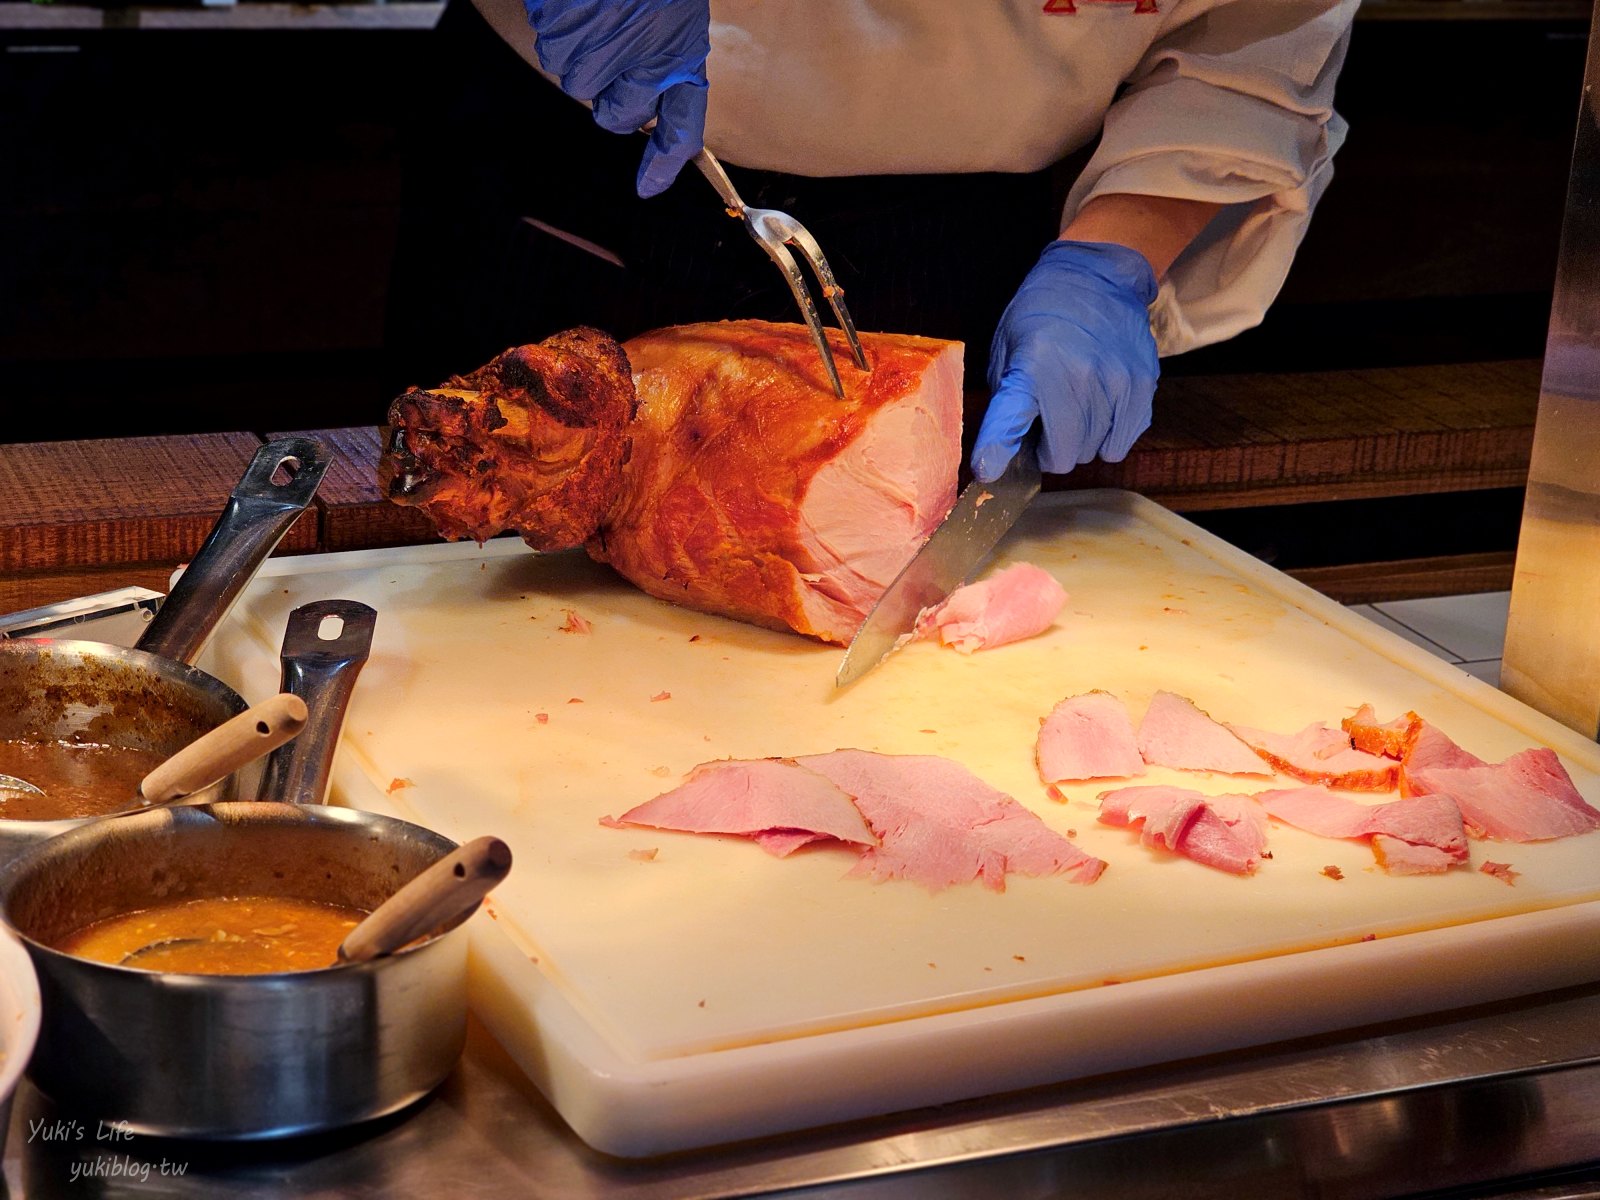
xmin=1501 ymin=0 xmax=1600 ymax=739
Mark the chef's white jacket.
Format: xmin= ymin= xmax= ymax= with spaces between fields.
xmin=473 ymin=0 xmax=1357 ymax=357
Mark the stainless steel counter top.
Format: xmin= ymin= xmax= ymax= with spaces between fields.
xmin=7 ymin=981 xmax=1600 ymax=1198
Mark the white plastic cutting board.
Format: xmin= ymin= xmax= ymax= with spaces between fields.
xmin=203 ymin=491 xmax=1600 ymax=1157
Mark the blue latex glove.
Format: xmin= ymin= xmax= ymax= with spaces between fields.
xmin=971 ymin=240 xmax=1161 ymax=483
xmin=522 ymin=0 xmax=710 ymax=198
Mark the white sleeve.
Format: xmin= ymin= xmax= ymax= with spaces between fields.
xmin=1063 ymin=0 xmax=1358 ymax=356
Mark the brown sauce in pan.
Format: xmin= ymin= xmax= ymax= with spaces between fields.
xmin=0 ymin=738 xmax=168 ymax=821
xmin=58 ymin=896 xmax=368 ymax=974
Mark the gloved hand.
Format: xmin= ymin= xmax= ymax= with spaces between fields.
xmin=970 ymin=240 xmax=1160 ymax=483
xmin=522 ymin=0 xmax=710 ymax=198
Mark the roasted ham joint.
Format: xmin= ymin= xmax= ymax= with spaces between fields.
xmin=382 ymin=320 xmax=965 ymax=645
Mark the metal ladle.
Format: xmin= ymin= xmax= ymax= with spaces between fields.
xmin=0 ymin=773 xmax=42 ymax=799
xmin=337 ymin=835 xmax=511 ymax=964
xmin=0 ymin=692 xmax=306 ymax=806
xmin=119 ymin=834 xmax=511 ymax=969
xmin=136 ymin=692 xmax=308 ymax=806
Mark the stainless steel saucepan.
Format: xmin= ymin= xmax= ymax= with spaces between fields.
xmin=0 ymin=436 xmax=330 ymax=864
xmin=0 ymin=599 xmax=498 ymax=1140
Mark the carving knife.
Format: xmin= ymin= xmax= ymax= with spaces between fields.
xmin=835 ymin=436 xmax=1042 ymax=688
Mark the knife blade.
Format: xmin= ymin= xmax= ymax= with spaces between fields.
xmin=835 ymin=437 xmax=1042 ymax=688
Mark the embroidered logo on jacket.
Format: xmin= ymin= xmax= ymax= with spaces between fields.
xmin=1043 ymin=0 xmax=1160 ymax=12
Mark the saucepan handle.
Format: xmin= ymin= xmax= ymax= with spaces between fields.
xmin=257 ymin=599 xmax=377 ymax=807
xmin=136 ymin=436 xmax=331 ymax=665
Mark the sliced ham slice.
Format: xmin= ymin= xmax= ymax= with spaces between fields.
xmin=1372 ymin=836 xmax=1461 ymax=876
xmin=796 ymin=749 xmax=1105 ymax=891
xmin=752 ymin=830 xmax=833 ymax=857
xmin=1399 ymin=719 xmax=1486 ymax=796
xmin=1341 ymin=704 xmax=1422 ymax=759
xmin=1224 ymin=721 xmax=1399 ymax=792
xmin=1406 ymin=747 xmax=1600 ymax=842
xmin=913 ymin=562 xmax=1068 ymax=653
xmin=1255 ymin=785 xmax=1468 ymax=871
xmin=1136 ymin=691 xmax=1270 ymax=776
xmin=1097 ymin=785 xmax=1269 ymax=875
xmin=604 ymin=757 xmax=878 ymax=856
xmin=1037 ymin=690 xmax=1146 ymax=783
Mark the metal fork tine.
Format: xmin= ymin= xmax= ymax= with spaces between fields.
xmin=756 ymin=235 xmax=847 ymax=398
xmin=692 ymin=148 xmax=864 ymax=395
xmin=776 ymin=222 xmax=868 ymax=370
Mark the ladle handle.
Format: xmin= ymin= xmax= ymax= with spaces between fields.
xmin=338 ymin=836 xmax=513 ymax=964
xmin=137 ymin=437 xmax=331 ymax=666
xmin=139 ymin=693 xmax=309 ymax=804
xmin=258 ymin=600 xmax=377 ymax=807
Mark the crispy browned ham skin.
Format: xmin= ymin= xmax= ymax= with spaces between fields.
xmin=381 ymin=326 xmax=636 ymax=550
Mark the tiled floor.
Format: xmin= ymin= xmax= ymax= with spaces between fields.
xmin=1348 ymin=591 xmax=1511 ymax=687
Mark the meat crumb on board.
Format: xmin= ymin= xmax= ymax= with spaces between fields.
xmin=1322 ymin=865 xmax=1344 ymax=880
xmin=628 ymin=848 xmax=659 ymax=862
xmin=1481 ymin=860 xmax=1519 ymax=885
xmin=651 ymin=691 xmax=672 ymax=702
xmin=535 ymin=713 xmax=549 ymax=724
xmin=387 ymin=778 xmax=414 ymax=795
xmin=560 ymin=609 xmax=592 ymax=634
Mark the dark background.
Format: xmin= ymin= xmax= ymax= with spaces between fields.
xmin=0 ymin=5 xmax=1587 ymax=444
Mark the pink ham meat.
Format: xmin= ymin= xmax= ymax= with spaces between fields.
xmin=604 ymin=757 xmax=878 ymax=857
xmin=796 ymin=749 xmax=1105 ymax=891
xmin=1037 ymin=690 xmax=1146 ymax=783
xmin=1406 ymin=747 xmax=1600 ymax=842
xmin=1372 ymin=837 xmax=1461 ymax=876
xmin=1399 ymin=720 xmax=1486 ymax=795
xmin=603 ymin=322 xmax=966 ymax=645
xmin=913 ymin=562 xmax=1068 ymax=653
xmin=1136 ymin=691 xmax=1270 ymax=776
xmin=1224 ymin=721 xmax=1398 ymax=792
xmin=1255 ymin=785 xmax=1468 ymax=873
xmin=1096 ymin=785 xmax=1269 ymax=875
